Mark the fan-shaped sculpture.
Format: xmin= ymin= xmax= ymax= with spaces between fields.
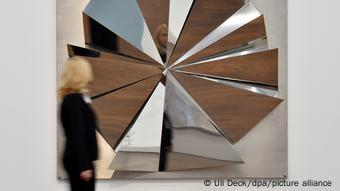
xmin=59 ymin=0 xmax=287 ymax=179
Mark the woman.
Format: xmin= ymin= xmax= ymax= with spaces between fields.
xmin=154 ymin=24 xmax=168 ymax=62
xmin=59 ymin=56 xmax=98 ymax=191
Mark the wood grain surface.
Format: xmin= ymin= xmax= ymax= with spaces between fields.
xmin=178 ymin=49 xmax=278 ymax=86
xmin=68 ymin=45 xmax=162 ymax=97
xmin=177 ymin=15 xmax=267 ymax=66
xmin=167 ymin=0 xmax=244 ymax=66
xmin=172 ymin=72 xmax=282 ymax=143
xmin=137 ymin=0 xmax=169 ymax=44
xmin=93 ymin=74 xmax=163 ymax=149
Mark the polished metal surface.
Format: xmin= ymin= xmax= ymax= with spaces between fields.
xmin=173 ymin=40 xmax=268 ymax=70
xmin=179 ymin=73 xmax=278 ymax=97
xmin=111 ymin=75 xmax=244 ymax=172
xmin=167 ymin=0 xmax=245 ymax=67
xmin=84 ymin=0 xmax=163 ymax=64
xmin=174 ymin=45 xmax=278 ymax=87
xmin=67 ymin=45 xmax=162 ymax=98
xmin=93 ymin=132 xmax=115 ymax=179
xmin=108 ymin=83 xmax=165 ymax=172
xmin=92 ymin=75 xmax=162 ymax=150
xmin=163 ymin=73 xmax=243 ymax=163
xmin=82 ymin=13 xmax=162 ymax=64
xmin=171 ymin=2 xmax=261 ymax=67
xmin=115 ymin=83 xmax=165 ymax=153
xmin=171 ymin=71 xmax=282 ymax=143
xmin=165 ymin=72 xmax=219 ymax=134
xmin=109 ymin=151 xmax=160 ymax=172
xmin=165 ymin=72 xmax=225 ymax=138
xmin=173 ymin=15 xmax=267 ymax=66
xmin=167 ymin=0 xmax=194 ymax=64
xmin=58 ymin=0 xmax=287 ymax=178
xmin=137 ymin=0 xmax=169 ymax=63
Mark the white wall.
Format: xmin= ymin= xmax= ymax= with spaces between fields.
xmin=0 ymin=0 xmax=339 ymax=190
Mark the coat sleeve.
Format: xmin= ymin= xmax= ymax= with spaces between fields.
xmin=65 ymin=96 xmax=92 ymax=172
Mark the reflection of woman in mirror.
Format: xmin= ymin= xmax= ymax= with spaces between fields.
xmin=154 ymin=24 xmax=168 ymax=63
xmin=59 ymin=57 xmax=98 ymax=191
xmin=159 ymin=110 xmax=173 ymax=171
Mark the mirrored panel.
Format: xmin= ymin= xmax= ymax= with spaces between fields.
xmin=176 ymin=48 xmax=279 ymax=86
xmin=159 ymin=73 xmax=243 ymax=171
xmin=93 ymin=132 xmax=115 ymax=179
xmin=179 ymin=74 xmax=279 ymax=98
xmin=175 ymin=37 xmax=268 ymax=66
xmin=167 ymin=0 xmax=244 ymax=66
xmin=84 ymin=0 xmax=163 ymax=64
xmin=57 ymin=0 xmax=287 ymax=179
xmin=171 ymin=2 xmax=262 ymax=67
xmin=68 ymin=45 xmax=162 ymax=97
xmin=174 ymin=14 xmax=267 ymax=66
xmin=83 ymin=13 xmax=160 ymax=64
xmin=110 ymin=152 xmax=160 ymax=172
xmin=110 ymin=83 xmax=165 ymax=171
xmin=137 ymin=0 xmax=169 ymax=63
xmin=172 ymin=71 xmax=282 ymax=143
xmin=166 ymin=0 xmax=194 ymax=64
xmin=92 ymin=75 xmax=162 ymax=150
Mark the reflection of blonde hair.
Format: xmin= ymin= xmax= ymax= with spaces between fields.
xmin=58 ymin=56 xmax=93 ymax=97
xmin=154 ymin=24 xmax=168 ymax=50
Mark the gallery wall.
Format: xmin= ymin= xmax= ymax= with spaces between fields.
xmin=0 ymin=0 xmax=339 ymax=190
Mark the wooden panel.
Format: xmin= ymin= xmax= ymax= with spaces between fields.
xmin=68 ymin=44 xmax=100 ymax=57
xmin=137 ymin=0 xmax=169 ymax=35
xmin=83 ymin=12 xmax=93 ymax=44
xmin=178 ymin=16 xmax=267 ymax=66
xmin=82 ymin=13 xmax=158 ymax=64
xmin=179 ymin=49 xmax=278 ymax=86
xmin=68 ymin=45 xmax=162 ymax=97
xmin=172 ymin=72 xmax=282 ymax=143
xmin=167 ymin=0 xmax=244 ymax=66
xmin=93 ymin=75 xmax=163 ymax=149
xmin=137 ymin=0 xmax=169 ymax=61
xmin=68 ymin=44 xmax=159 ymax=66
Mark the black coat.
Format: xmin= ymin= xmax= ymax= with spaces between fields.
xmin=60 ymin=93 xmax=98 ymax=172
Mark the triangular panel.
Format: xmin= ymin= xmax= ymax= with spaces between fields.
xmin=172 ymin=72 xmax=282 ymax=143
xmin=157 ymin=73 xmax=242 ymax=171
xmin=110 ymin=83 xmax=166 ymax=171
xmin=84 ymin=0 xmax=163 ymax=64
xmin=177 ymin=15 xmax=266 ymax=66
xmin=94 ymin=131 xmax=115 ymax=179
xmin=92 ymin=74 xmax=163 ymax=150
xmin=68 ymin=45 xmax=162 ymax=97
xmin=183 ymin=74 xmax=279 ymax=98
xmin=164 ymin=152 xmax=241 ymax=171
xmin=83 ymin=13 xmax=160 ymax=64
xmin=171 ymin=3 xmax=262 ymax=67
xmin=167 ymin=0 xmax=244 ymax=66
xmin=109 ymin=151 xmax=160 ymax=172
xmin=166 ymin=0 xmax=194 ymax=64
xmin=116 ymin=83 xmax=165 ymax=153
xmin=137 ymin=0 xmax=169 ymax=63
xmin=178 ymin=49 xmax=278 ymax=86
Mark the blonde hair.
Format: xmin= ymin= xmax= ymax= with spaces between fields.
xmin=154 ymin=24 xmax=168 ymax=50
xmin=58 ymin=56 xmax=93 ymax=97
